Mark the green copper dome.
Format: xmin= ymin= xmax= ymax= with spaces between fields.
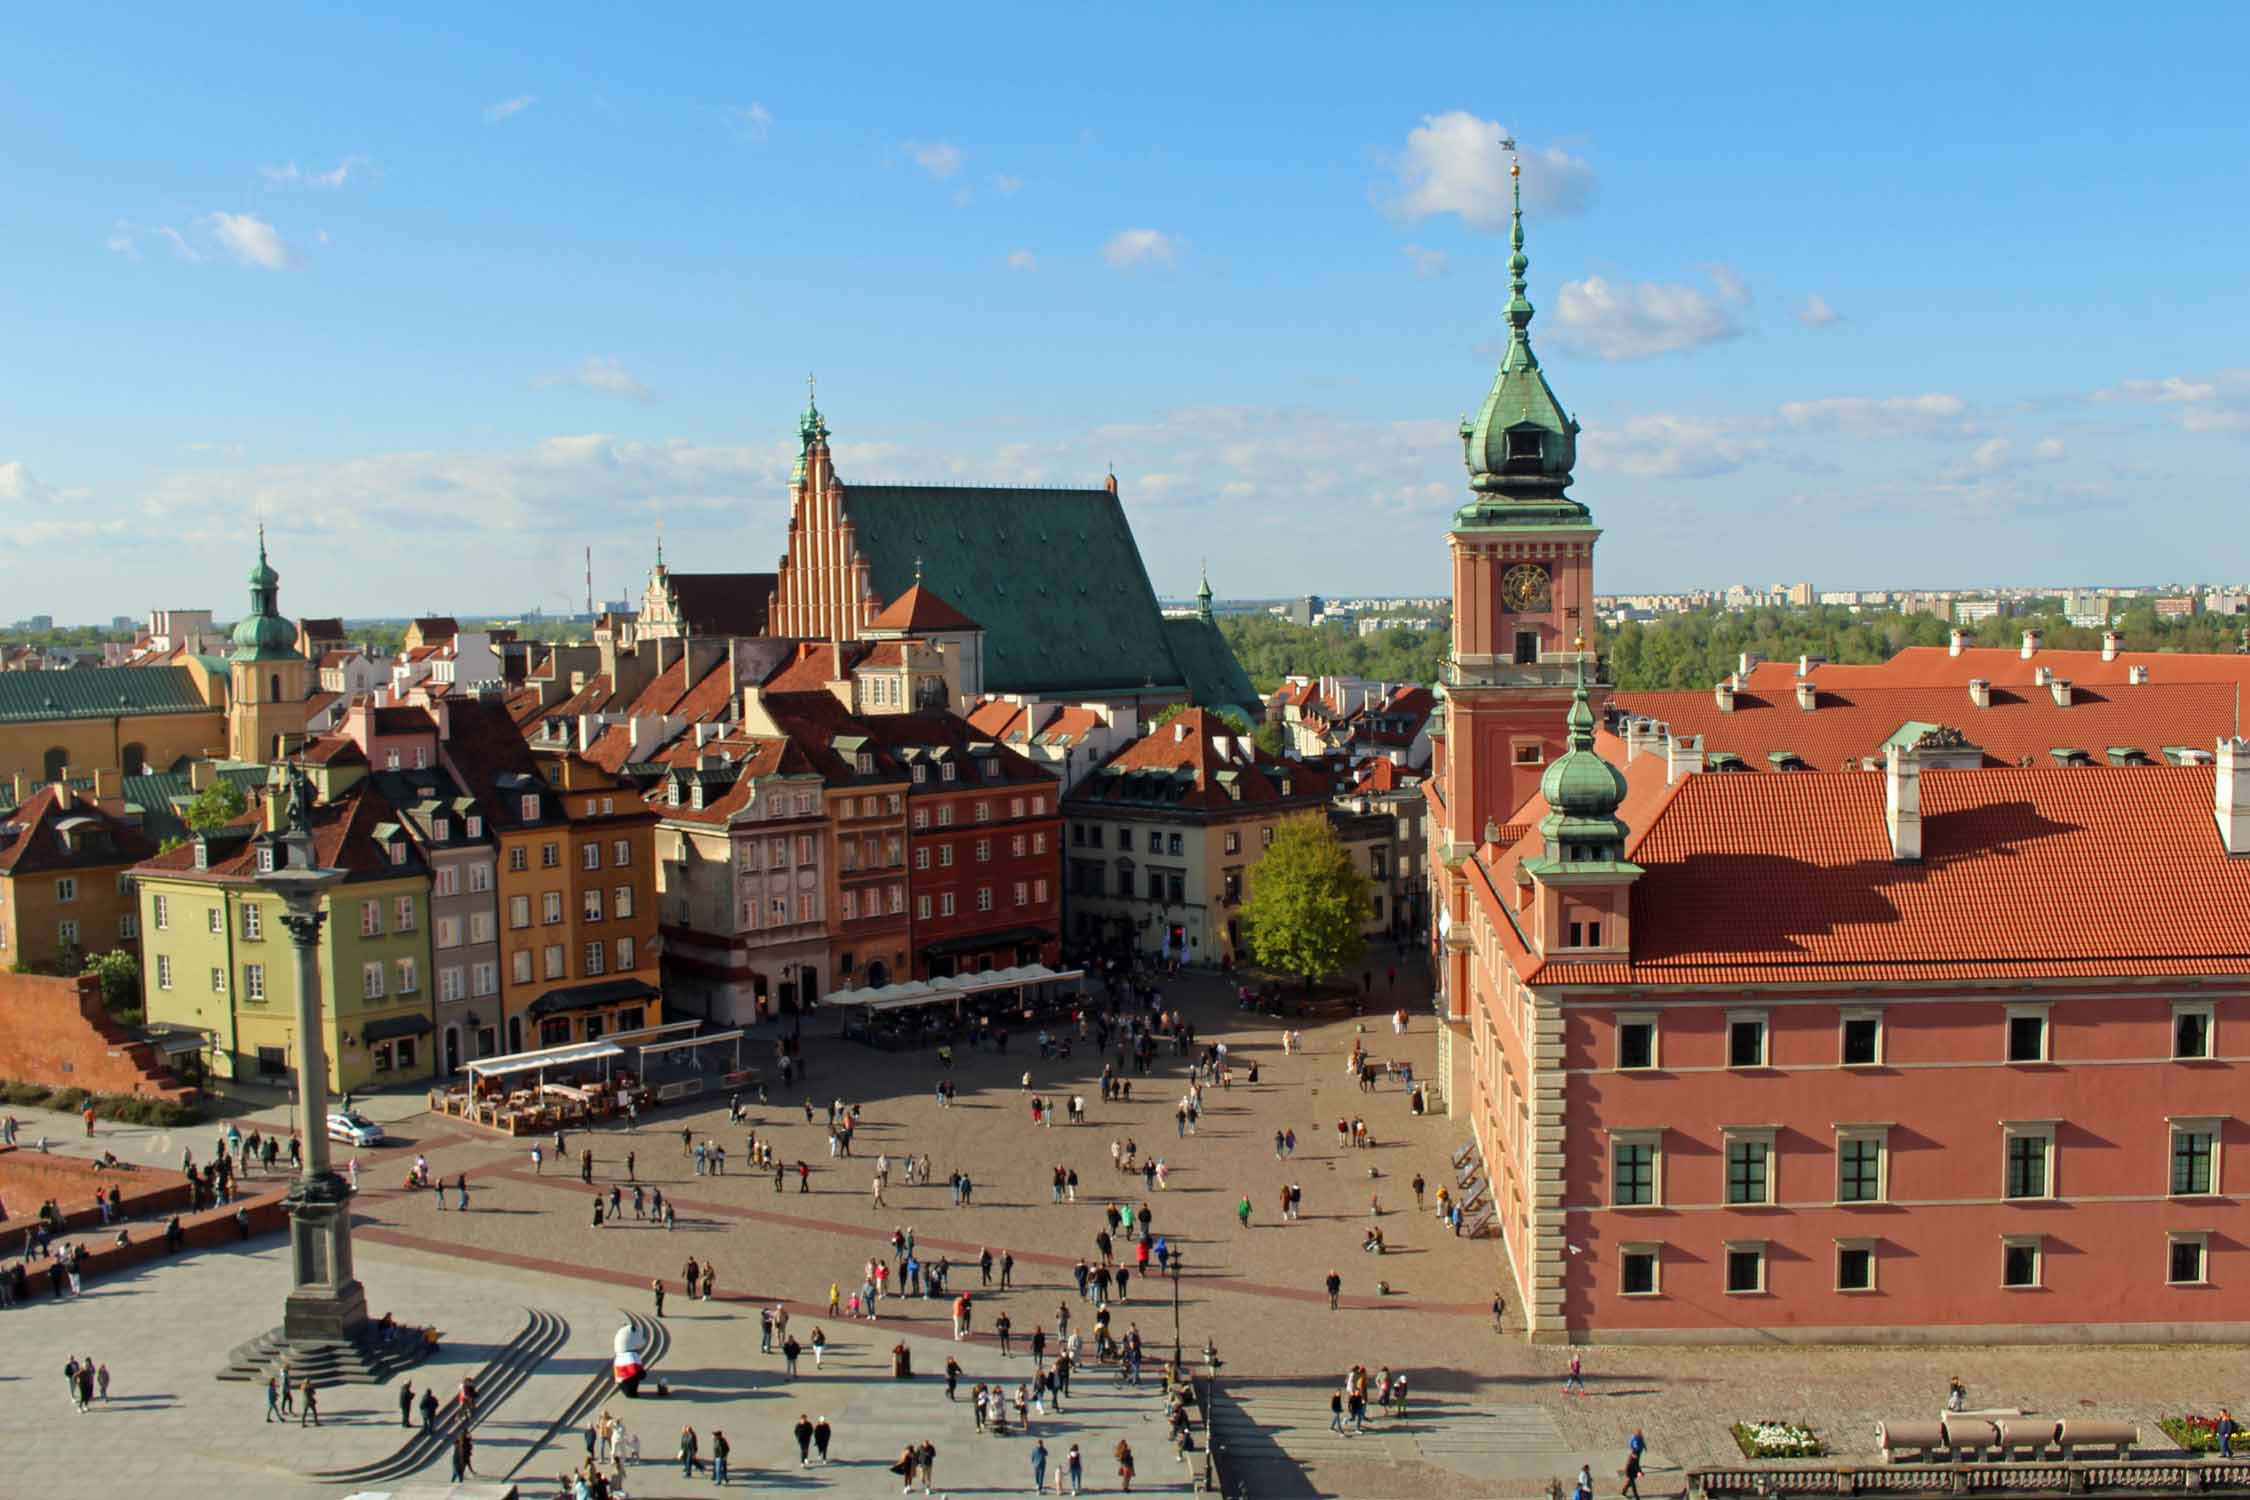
xmin=1539 ymin=678 xmax=1625 ymax=816
xmin=1459 ymin=158 xmax=1583 ymax=515
xmin=230 ymin=529 xmax=302 ymax=662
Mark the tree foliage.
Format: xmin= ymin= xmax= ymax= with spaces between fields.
xmin=1242 ymin=814 xmax=1373 ymax=986
xmin=183 ymin=778 xmax=248 ymax=832
xmin=1216 ymin=615 xmax=1447 ymax=696
xmin=82 ymin=948 xmax=142 ymax=1026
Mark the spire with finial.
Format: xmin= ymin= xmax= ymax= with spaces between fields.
xmin=1458 ymin=132 xmax=1581 ymax=505
xmin=1196 ymin=562 xmax=1214 ymax=623
xmin=799 ymin=371 xmax=828 ymax=445
xmin=913 ymin=555 xmax=924 ymax=586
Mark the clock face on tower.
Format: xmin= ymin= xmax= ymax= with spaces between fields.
xmin=1501 ymin=563 xmax=1552 ymax=612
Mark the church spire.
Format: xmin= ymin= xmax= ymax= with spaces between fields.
xmin=1459 ymin=140 xmax=1582 ymax=508
xmin=1196 ymin=563 xmax=1214 ymax=623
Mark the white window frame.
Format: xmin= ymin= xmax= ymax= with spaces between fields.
xmin=362 ymin=960 xmax=385 ymax=999
xmin=1618 ymin=1242 xmax=1662 ymax=1297
xmin=2001 ymin=1234 xmax=2044 ymax=1289
xmin=1835 ymin=1237 xmax=1879 ymax=1293
xmin=1722 ymin=1127 xmax=1779 ymax=1206
xmin=360 ymin=899 xmax=381 ymax=937
xmin=396 ymin=956 xmax=418 ymax=994
xmin=152 ymin=894 xmax=170 ymax=931
xmin=2173 ymin=1002 xmax=2217 ymax=1061
xmin=395 ymin=894 xmax=416 ymax=932
xmin=916 ymin=895 xmax=932 ymax=920
xmin=210 ymin=966 xmax=226 ymax=995
xmin=616 ymin=936 xmax=635 ymax=970
xmin=582 ymin=842 xmax=602 ymax=871
xmin=2004 ymin=1003 xmax=2051 ymax=1064
xmin=2001 ymin=1120 xmax=2057 ymax=1201
xmin=206 ymin=905 xmax=220 ymax=934
xmin=2169 ymin=1116 xmax=2223 ymax=1198
xmin=512 ymin=950 xmax=533 ymax=985
xmin=976 ymin=886 xmax=994 ymax=913
xmin=613 ymin=838 xmax=631 ymax=866
xmin=1840 ymin=1007 xmax=1885 ymax=1067
xmin=1609 ymin=1128 xmax=1663 ymax=1208
xmin=55 ymin=875 xmax=77 ymax=903
xmin=1725 ymin=1009 xmax=1770 ymax=1069
xmin=243 ymin=903 xmax=263 ymax=941
xmin=1722 ymin=1239 xmax=1769 ymax=1296
xmin=1835 ymin=1124 xmax=1891 ymax=1205
xmin=940 ymin=892 xmax=956 ymax=917
xmin=520 ymin=794 xmax=540 ymax=821
xmin=1616 ymin=1011 xmax=1658 ymax=1071
xmin=155 ymin=953 xmax=173 ymax=990
xmin=2167 ymin=1230 xmax=2212 ymax=1286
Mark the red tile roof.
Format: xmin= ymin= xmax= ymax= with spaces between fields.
xmin=134 ymin=780 xmax=420 ymax=883
xmin=1611 ymin=680 xmax=2239 ymax=772
xmin=1482 ymin=753 xmax=2250 ymax=987
xmin=1741 ymin=643 xmax=2250 ymax=695
xmin=0 ymin=785 xmax=157 ymax=876
xmin=869 ymin=584 xmax=980 ymax=633
xmin=1069 ymin=708 xmax=1337 ymax=812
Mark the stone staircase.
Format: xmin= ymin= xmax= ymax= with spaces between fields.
xmin=216 ymin=1319 xmax=449 ymax=1388
xmin=502 ymin=1309 xmax=671 ymax=1482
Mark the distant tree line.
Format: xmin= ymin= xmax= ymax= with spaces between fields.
xmin=1217 ymin=615 xmax=1448 ymax=696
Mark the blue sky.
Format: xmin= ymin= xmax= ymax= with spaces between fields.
xmin=4 ymin=4 xmax=2247 ymax=622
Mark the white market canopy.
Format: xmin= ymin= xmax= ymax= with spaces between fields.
xmin=465 ymin=1039 xmax=624 ymax=1081
xmin=831 ymin=964 xmax=1088 ymax=1012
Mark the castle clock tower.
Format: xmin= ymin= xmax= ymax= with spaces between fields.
xmin=1437 ymin=152 xmax=1602 ymax=849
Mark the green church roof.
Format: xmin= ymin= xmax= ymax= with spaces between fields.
xmin=0 ymin=666 xmax=212 ymax=724
xmin=1161 ymin=615 xmax=1260 ymax=719
xmin=230 ymin=528 xmax=302 ymax=662
xmin=840 ymin=482 xmax=1241 ymax=700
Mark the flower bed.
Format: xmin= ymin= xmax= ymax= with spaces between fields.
xmin=1732 ymin=1421 xmax=1825 ymax=1459
xmin=2161 ymin=1416 xmax=2222 ymax=1454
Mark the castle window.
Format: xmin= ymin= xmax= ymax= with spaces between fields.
xmin=1506 ymin=429 xmax=1543 ymax=461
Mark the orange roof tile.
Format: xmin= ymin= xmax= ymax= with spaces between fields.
xmin=1741 ymin=643 xmax=2250 ymax=695
xmin=868 ymin=584 xmax=980 ymax=633
xmin=1612 ymin=680 xmax=2239 ymax=772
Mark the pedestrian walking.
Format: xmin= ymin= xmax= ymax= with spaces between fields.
xmin=264 ymin=1372 xmax=280 ymax=1421
xmin=421 ymin=1388 xmax=438 ymax=1432
xmin=1115 ymin=1438 xmax=1136 ymax=1491
xmin=679 ymin=1423 xmax=700 ymax=1477
xmin=814 ymin=1414 xmax=832 ymax=1464
xmin=1325 ymin=1268 xmax=1342 ymax=1310
xmin=1032 ymin=1435 xmax=1050 ymax=1492
xmin=1576 ymin=1461 xmax=1595 ymax=1500
xmin=1624 ymin=1431 xmax=1647 ymax=1500
xmin=96 ymin=1363 xmax=110 ymax=1401
xmin=1066 ymin=1443 xmax=1084 ymax=1494
xmin=300 ymin=1379 xmax=320 ymax=1426
xmin=711 ymin=1428 xmax=731 ymax=1484
xmin=1564 ymin=1351 xmax=1585 ymax=1396
xmin=653 ymin=1277 xmax=666 ymax=1318
xmin=399 ymin=1380 xmax=415 ymax=1427
xmin=451 ymin=1429 xmax=475 ymax=1483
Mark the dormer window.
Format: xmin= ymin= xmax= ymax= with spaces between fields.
xmin=194 ymin=839 xmax=210 ymax=871
xmin=434 ymin=818 xmax=451 ymax=842
xmin=690 ymin=783 xmax=705 ymax=810
xmin=912 ymin=764 xmax=929 ymax=784
xmin=388 ymin=842 xmax=406 ymax=866
xmin=520 ymin=794 xmax=540 ymax=821
xmin=855 ymin=753 xmax=874 ymax=774
xmin=255 ymin=845 xmax=274 ymax=873
xmin=466 ymin=816 xmax=482 ymax=838
xmin=1506 ymin=429 xmax=1543 ymax=462
xmin=941 ymin=763 xmax=957 ymax=782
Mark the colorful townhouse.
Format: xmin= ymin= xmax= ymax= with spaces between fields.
xmin=135 ymin=769 xmax=436 ymax=1091
xmin=0 ymin=776 xmax=157 ymax=970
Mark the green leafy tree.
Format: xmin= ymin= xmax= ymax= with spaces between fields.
xmin=1242 ymin=814 xmax=1373 ymax=992
xmin=1252 ymin=721 xmax=1287 ymax=758
xmin=183 ymin=778 xmax=247 ymax=832
xmin=82 ymin=948 xmax=142 ymax=1027
xmin=1154 ymin=703 xmax=1253 ymax=733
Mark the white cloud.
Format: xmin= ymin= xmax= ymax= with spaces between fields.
xmin=903 ymin=140 xmax=964 ymax=180
xmin=535 ymin=355 xmax=654 ymax=403
xmin=1102 ymin=229 xmax=1179 ymax=272
xmin=23 ymin=516 xmax=127 ymax=545
xmin=1581 ymin=415 xmax=1768 ymax=480
xmin=2032 ymin=436 xmax=2066 ymax=460
xmin=203 ymin=212 xmax=294 ymax=270
xmin=1385 ymin=112 xmax=1594 ymax=229
xmin=2092 ymin=370 xmax=2250 ymax=434
xmin=485 ymin=95 xmax=536 ymax=124
xmin=724 ymin=103 xmax=772 ymax=143
xmin=1796 ymin=294 xmax=1841 ymax=327
xmin=1006 ymin=249 xmax=1038 ymax=273
xmin=259 ymin=156 xmax=364 ymax=189
xmin=1552 ymin=268 xmax=1749 ymax=360
xmin=1400 ymin=244 xmax=1447 ymax=279
xmin=107 ymin=221 xmax=202 ymax=262
xmin=1776 ymin=393 xmax=1968 ymax=439
xmin=0 ymin=460 xmax=55 ymax=503
xmin=991 ymin=174 xmax=1022 ymax=196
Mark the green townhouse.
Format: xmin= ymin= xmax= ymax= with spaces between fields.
xmin=134 ymin=765 xmax=437 ymax=1093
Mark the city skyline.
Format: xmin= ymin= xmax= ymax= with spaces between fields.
xmin=6 ymin=4 xmax=2249 ymax=618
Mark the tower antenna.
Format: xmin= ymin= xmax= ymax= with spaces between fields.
xmin=585 ymin=545 xmax=593 ymax=617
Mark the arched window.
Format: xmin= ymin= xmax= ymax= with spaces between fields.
xmin=269 ymin=673 xmax=282 ymax=702
xmin=120 ymin=742 xmax=146 ymax=776
xmin=42 ymin=746 xmax=68 ymax=781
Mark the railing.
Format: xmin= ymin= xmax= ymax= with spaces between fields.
xmin=1691 ymin=1460 xmax=2250 ymax=1497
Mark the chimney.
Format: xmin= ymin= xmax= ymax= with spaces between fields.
xmin=2049 ymin=678 xmax=2073 ymax=708
xmin=1664 ymin=733 xmax=1703 ymax=785
xmin=2219 ymin=738 xmax=2250 ymax=855
xmin=1949 ymin=629 xmax=1974 ymax=656
xmin=1714 ymin=679 xmax=1736 ymax=713
xmin=578 ymin=713 xmax=600 ymax=752
xmin=2102 ymin=630 xmax=2123 ymax=661
xmin=2128 ymin=664 xmax=2150 ymax=685
xmin=694 ymin=721 xmax=723 ymax=748
xmin=8 ymin=769 xmax=25 ymax=805
xmin=1794 ymin=681 xmax=1818 ymax=712
xmin=1798 ymin=654 xmax=1826 ymax=676
xmin=1968 ymin=678 xmax=1991 ymax=709
xmin=92 ymin=768 xmax=123 ymax=815
xmin=1884 ymin=742 xmax=1922 ymax=862
xmin=189 ymin=760 xmax=215 ymax=792
xmin=2021 ymin=628 xmax=2043 ymax=659
xmin=1738 ymin=651 xmax=1763 ymax=675
xmin=2032 ymin=665 xmax=2052 ymax=687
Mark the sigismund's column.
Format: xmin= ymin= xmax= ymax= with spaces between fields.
xmin=257 ymin=770 xmax=367 ymax=1346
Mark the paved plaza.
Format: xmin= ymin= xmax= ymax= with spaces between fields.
xmin=7 ymin=965 xmax=2247 ymax=1497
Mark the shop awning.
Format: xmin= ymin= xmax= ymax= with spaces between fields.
xmin=136 ymin=1023 xmax=216 ymax=1057
xmin=466 ymin=1040 xmax=624 ymax=1081
xmin=527 ymin=978 xmax=661 ymax=1019
xmin=919 ymin=924 xmax=1054 ymax=958
xmin=362 ymin=1012 xmax=434 ymax=1044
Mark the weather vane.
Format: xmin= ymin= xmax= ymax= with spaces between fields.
xmin=1500 ymin=133 xmax=1520 ymax=177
